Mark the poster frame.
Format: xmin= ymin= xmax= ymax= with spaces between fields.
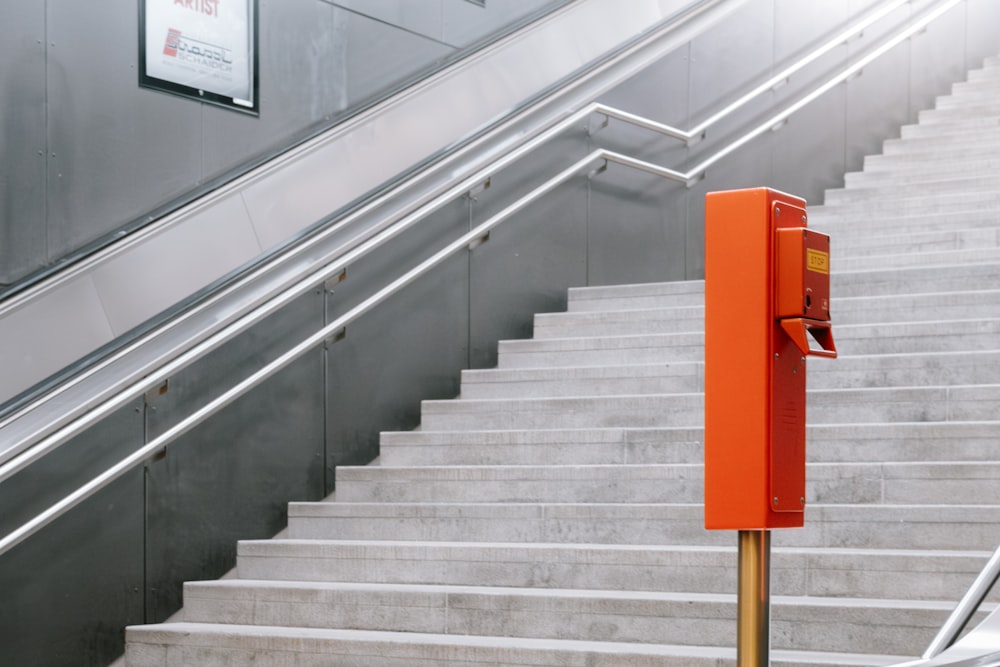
xmin=138 ymin=0 xmax=260 ymax=116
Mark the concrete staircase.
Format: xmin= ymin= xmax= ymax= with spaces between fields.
xmin=125 ymin=56 xmax=1000 ymax=666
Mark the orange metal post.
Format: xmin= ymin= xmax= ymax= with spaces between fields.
xmin=704 ymin=187 xmax=835 ymax=531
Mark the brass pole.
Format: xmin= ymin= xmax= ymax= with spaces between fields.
xmin=738 ymin=529 xmax=771 ymax=667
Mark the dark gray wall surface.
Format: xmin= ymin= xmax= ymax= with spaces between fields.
xmin=0 ymin=400 xmax=145 ymax=667
xmin=0 ymin=0 xmax=559 ymax=286
xmin=3 ymin=1 xmax=1000 ymax=665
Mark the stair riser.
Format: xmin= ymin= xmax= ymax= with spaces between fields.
xmin=899 ymin=119 xmax=1000 ymax=139
xmin=819 ymin=191 xmax=1000 ymax=218
xmin=461 ymin=369 xmax=703 ymax=398
xmin=465 ymin=351 xmax=1000 ymax=398
xmin=845 ymin=161 xmax=1000 ymax=186
xmin=882 ymin=133 xmax=1000 ymax=156
xmin=862 ymin=150 xmax=1000 ymax=173
xmin=919 ymin=106 xmax=1000 ymax=124
xmin=124 ymin=633 xmax=708 ymax=667
xmin=287 ymin=504 xmax=1000 ymax=550
xmin=498 ymin=343 xmax=703 ymax=368
xmin=825 ymin=177 xmax=1000 ymax=205
xmin=124 ymin=628 xmax=887 ymax=667
xmin=838 ymin=248 xmax=1000 ymax=271
xmin=559 ymin=268 xmax=1000 ymax=309
xmin=533 ymin=310 xmax=1000 ymax=344
xmin=812 ymin=213 xmax=1000 ymax=237
xmin=379 ymin=422 xmax=1000 ymax=467
xmin=567 ymin=283 xmax=706 ymax=312
xmin=419 ymin=387 xmax=999 ymax=430
xmin=833 ymin=264 xmax=1000 ymax=296
xmin=835 ymin=229 xmax=1000 ymax=256
xmin=175 ymin=585 xmax=945 ymax=655
xmin=935 ymin=95 xmax=1000 ymax=110
xmin=234 ymin=542 xmax=988 ymax=600
xmin=334 ymin=463 xmax=1000 ymax=506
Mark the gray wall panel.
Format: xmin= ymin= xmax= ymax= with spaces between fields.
xmin=464 ymin=126 xmax=589 ymax=369
xmin=845 ymin=33 xmax=910 ymax=175
xmin=966 ymin=0 xmax=1000 ymax=68
xmin=145 ymin=291 xmax=325 ymax=622
xmin=201 ymin=0 xmax=344 ymax=179
xmin=46 ymin=2 xmax=204 ymax=264
xmin=588 ymin=169 xmax=690 ymax=285
xmin=909 ymin=3 xmax=968 ymax=118
xmin=773 ymin=0 xmax=849 ymax=64
xmin=771 ymin=88 xmax=847 ymax=206
xmin=689 ymin=0 xmax=774 ymax=143
xmin=344 ymin=10 xmax=455 ymax=105
xmin=325 ymin=199 xmax=470 ymax=481
xmin=591 ymin=49 xmax=691 ymax=285
xmin=0 ymin=399 xmax=144 ymax=666
xmin=2 ymin=0 xmax=563 ymax=286
xmin=0 ymin=3 xmax=46 ymax=284
xmin=442 ymin=0 xmax=554 ymax=47
xmin=469 ymin=179 xmax=589 ymax=369
xmin=333 ymin=0 xmax=447 ymax=44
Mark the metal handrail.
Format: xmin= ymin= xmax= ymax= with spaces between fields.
xmin=0 ymin=0 xmax=925 ymax=468
xmin=0 ymin=0 xmax=964 ymax=557
xmin=611 ymin=0 xmax=911 ymax=143
xmin=923 ymin=545 xmax=1000 ymax=659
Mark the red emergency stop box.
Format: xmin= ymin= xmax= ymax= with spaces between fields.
xmin=704 ymin=188 xmax=835 ymax=531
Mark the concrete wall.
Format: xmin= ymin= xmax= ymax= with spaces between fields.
xmin=0 ymin=0 xmax=557 ymax=286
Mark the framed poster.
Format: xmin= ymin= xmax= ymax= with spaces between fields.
xmin=139 ymin=0 xmax=259 ymax=115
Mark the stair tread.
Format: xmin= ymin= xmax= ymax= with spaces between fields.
xmin=125 ymin=622 xmax=913 ymax=665
xmin=182 ymin=578 xmax=980 ymax=612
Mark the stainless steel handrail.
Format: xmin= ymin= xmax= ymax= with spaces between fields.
xmin=924 ymin=545 xmax=1000 ymax=659
xmin=0 ymin=148 xmax=652 ymax=556
xmin=607 ymin=0 xmax=911 ymax=143
xmin=0 ymin=0 xmax=925 ymax=468
xmin=597 ymin=0 xmax=960 ymax=182
xmin=0 ymin=0 xmax=964 ymax=557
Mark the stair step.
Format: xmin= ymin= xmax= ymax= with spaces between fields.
xmin=967 ymin=67 xmax=1000 ymax=82
xmin=819 ymin=190 xmax=1000 ymax=218
xmin=420 ymin=385 xmax=1000 ymax=430
xmin=465 ymin=349 xmax=1000 ymax=398
xmin=379 ymin=422 xmax=1000 ymax=466
xmin=935 ymin=95 xmax=1000 ymax=111
xmin=882 ymin=130 xmax=1000 ymax=156
xmin=834 ymin=227 xmax=1000 ymax=256
xmin=919 ymin=104 xmax=1000 ymax=124
xmin=838 ymin=248 xmax=1000 ymax=271
xmin=512 ymin=315 xmax=1000 ymax=365
xmin=534 ymin=301 xmax=1000 ymax=345
xmin=170 ymin=579 xmax=966 ymax=655
xmin=845 ymin=159 xmax=1000 ymax=186
xmin=332 ymin=461 xmax=1000 ymax=506
xmin=567 ymin=280 xmax=705 ymax=311
xmin=286 ymin=501 xmax=1000 ymax=550
xmin=124 ymin=623 xmax=910 ymax=667
xmin=232 ymin=539 xmax=992 ymax=601
xmin=825 ymin=175 xmax=1000 ymax=205
xmin=832 ymin=263 xmax=1000 ymax=296
xmin=558 ymin=271 xmax=1000 ymax=309
xmin=899 ymin=117 xmax=1000 ymax=139
xmin=808 ymin=209 xmax=1000 ymax=236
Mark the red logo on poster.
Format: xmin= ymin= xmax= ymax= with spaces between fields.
xmin=163 ymin=28 xmax=182 ymax=57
